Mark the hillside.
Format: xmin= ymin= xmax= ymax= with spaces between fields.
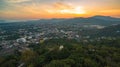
xmin=0 ymin=39 xmax=120 ymax=67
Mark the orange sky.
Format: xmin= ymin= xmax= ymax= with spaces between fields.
xmin=0 ymin=0 xmax=120 ymax=20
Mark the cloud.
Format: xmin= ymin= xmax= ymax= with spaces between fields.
xmin=53 ymin=2 xmax=73 ymax=9
xmin=5 ymin=0 xmax=31 ymax=3
xmin=0 ymin=0 xmax=86 ymax=19
xmin=45 ymin=1 xmax=86 ymax=14
xmin=0 ymin=0 xmax=119 ymax=19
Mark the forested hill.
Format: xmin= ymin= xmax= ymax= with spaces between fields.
xmin=0 ymin=38 xmax=120 ymax=67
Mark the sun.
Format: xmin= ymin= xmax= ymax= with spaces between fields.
xmin=60 ymin=6 xmax=86 ymax=14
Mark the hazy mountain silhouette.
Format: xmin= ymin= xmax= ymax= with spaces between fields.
xmin=0 ymin=15 xmax=120 ymax=26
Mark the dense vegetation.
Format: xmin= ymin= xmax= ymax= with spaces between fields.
xmin=0 ymin=39 xmax=120 ymax=67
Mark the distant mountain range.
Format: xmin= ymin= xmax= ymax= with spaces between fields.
xmin=60 ymin=15 xmax=120 ymax=26
xmin=30 ymin=16 xmax=120 ymax=26
xmin=89 ymin=15 xmax=120 ymax=21
xmin=0 ymin=15 xmax=120 ymax=26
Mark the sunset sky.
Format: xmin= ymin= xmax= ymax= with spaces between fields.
xmin=0 ymin=0 xmax=120 ymax=20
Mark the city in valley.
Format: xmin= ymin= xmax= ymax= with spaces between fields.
xmin=0 ymin=16 xmax=120 ymax=56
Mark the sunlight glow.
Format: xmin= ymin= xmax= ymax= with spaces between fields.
xmin=0 ymin=0 xmax=119 ymax=19
xmin=60 ymin=7 xmax=86 ymax=14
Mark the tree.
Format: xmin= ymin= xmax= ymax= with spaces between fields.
xmin=45 ymin=60 xmax=70 ymax=67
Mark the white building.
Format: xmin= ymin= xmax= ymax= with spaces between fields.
xmin=17 ymin=38 xmax=27 ymax=43
xmin=59 ymin=45 xmax=64 ymax=50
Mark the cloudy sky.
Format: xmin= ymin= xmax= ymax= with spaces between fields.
xmin=0 ymin=0 xmax=120 ymax=20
